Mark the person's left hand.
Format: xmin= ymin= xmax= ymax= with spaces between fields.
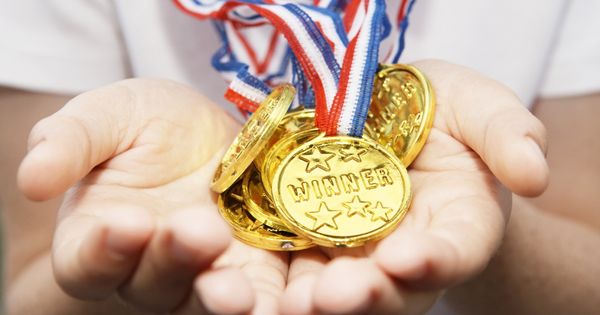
xmin=279 ymin=60 xmax=549 ymax=315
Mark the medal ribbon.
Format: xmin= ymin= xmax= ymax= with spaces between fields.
xmin=387 ymin=0 xmax=417 ymax=63
xmin=175 ymin=0 xmax=415 ymax=136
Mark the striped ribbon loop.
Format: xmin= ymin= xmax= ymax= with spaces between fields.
xmin=386 ymin=0 xmax=417 ymax=63
xmin=326 ymin=0 xmax=386 ymax=136
xmin=176 ymin=0 xmax=346 ymax=114
xmin=175 ymin=0 xmax=415 ymax=137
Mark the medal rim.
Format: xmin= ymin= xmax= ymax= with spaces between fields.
xmin=218 ymin=182 xmax=315 ymax=251
xmin=254 ymin=109 xmax=317 ymax=174
xmin=242 ymin=165 xmax=294 ymax=232
xmin=261 ymin=128 xmax=323 ymax=198
xmin=370 ymin=63 xmax=436 ymax=167
xmin=211 ymin=84 xmax=296 ymax=193
xmin=271 ymin=136 xmax=412 ymax=247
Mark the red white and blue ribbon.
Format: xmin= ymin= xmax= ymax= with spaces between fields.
xmin=175 ymin=0 xmax=348 ymax=113
xmin=175 ymin=0 xmax=415 ymax=137
xmin=386 ymin=0 xmax=417 ymax=63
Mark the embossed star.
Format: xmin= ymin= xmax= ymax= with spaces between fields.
xmin=306 ymin=202 xmax=342 ymax=231
xmin=410 ymin=112 xmax=423 ymax=131
xmin=299 ymin=147 xmax=336 ymax=173
xmin=399 ymin=119 xmax=411 ymax=136
xmin=368 ymin=201 xmax=393 ymax=222
xmin=339 ymin=145 xmax=368 ymax=163
xmin=343 ymin=195 xmax=371 ymax=217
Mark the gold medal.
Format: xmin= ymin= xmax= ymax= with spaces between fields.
xmin=271 ymin=136 xmax=411 ymax=247
xmin=242 ymin=165 xmax=293 ymax=232
xmin=218 ymin=181 xmax=314 ymax=251
xmin=261 ymin=128 xmax=322 ymax=199
xmin=211 ymin=85 xmax=295 ymax=193
xmin=365 ymin=64 xmax=435 ymax=166
xmin=254 ymin=109 xmax=316 ymax=173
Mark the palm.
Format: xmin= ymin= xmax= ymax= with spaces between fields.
xmin=21 ymin=79 xmax=290 ymax=314
xmin=283 ymin=121 xmax=507 ymax=315
xmin=22 ymin=61 xmax=547 ymax=315
xmin=281 ymin=60 xmax=548 ymax=315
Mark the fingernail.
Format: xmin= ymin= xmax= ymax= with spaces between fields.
xmin=527 ymin=136 xmax=548 ymax=158
xmin=526 ymin=136 xmax=547 ymax=159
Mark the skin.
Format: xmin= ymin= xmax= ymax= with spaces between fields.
xmin=0 ymin=60 xmax=597 ymax=315
xmin=440 ymin=93 xmax=600 ymax=315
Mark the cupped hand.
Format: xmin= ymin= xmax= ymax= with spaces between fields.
xmin=18 ymin=79 xmax=287 ymax=315
xmin=280 ymin=60 xmax=549 ymax=315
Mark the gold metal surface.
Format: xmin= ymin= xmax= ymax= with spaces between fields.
xmin=261 ymin=129 xmax=322 ymax=199
xmin=242 ymin=165 xmax=293 ymax=232
xmin=218 ymin=181 xmax=314 ymax=251
xmin=254 ymin=109 xmax=316 ymax=173
xmin=365 ymin=64 xmax=435 ymax=166
xmin=271 ymin=136 xmax=412 ymax=247
xmin=211 ymin=85 xmax=296 ymax=193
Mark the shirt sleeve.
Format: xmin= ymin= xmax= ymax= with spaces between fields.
xmin=539 ymin=0 xmax=600 ymax=98
xmin=0 ymin=0 xmax=131 ymax=95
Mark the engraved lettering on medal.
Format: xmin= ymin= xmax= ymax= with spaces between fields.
xmin=382 ymin=77 xmax=392 ymax=92
xmin=288 ymin=182 xmax=310 ymax=202
xmin=322 ymin=176 xmax=341 ymax=197
xmin=382 ymin=104 xmax=397 ymax=121
xmin=360 ymin=169 xmax=378 ymax=189
xmin=287 ymin=167 xmax=395 ymax=202
xmin=375 ymin=167 xmax=394 ymax=186
xmin=401 ymin=81 xmax=416 ymax=99
xmin=391 ymin=91 xmax=408 ymax=108
xmin=311 ymin=180 xmax=323 ymax=199
xmin=378 ymin=77 xmax=392 ymax=99
xmin=340 ymin=173 xmax=360 ymax=193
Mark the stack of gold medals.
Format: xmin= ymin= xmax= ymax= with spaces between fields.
xmin=211 ymin=64 xmax=435 ymax=250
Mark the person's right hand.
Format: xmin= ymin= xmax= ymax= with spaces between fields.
xmin=18 ymin=79 xmax=288 ymax=315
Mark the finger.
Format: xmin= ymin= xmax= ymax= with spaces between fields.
xmin=413 ymin=60 xmax=549 ymax=196
xmin=215 ymin=241 xmax=289 ymax=315
xmin=117 ymin=207 xmax=231 ymax=313
xmin=375 ymin=170 xmax=509 ymax=289
xmin=17 ymin=79 xmax=235 ymax=201
xmin=190 ymin=267 xmax=255 ymax=315
xmin=17 ymin=84 xmax=135 ymax=201
xmin=53 ymin=205 xmax=154 ymax=300
xmin=280 ymin=248 xmax=328 ymax=315
xmin=313 ymin=258 xmax=437 ymax=315
xmin=171 ymin=293 xmax=211 ymax=315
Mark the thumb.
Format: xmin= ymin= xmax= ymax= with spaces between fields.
xmin=18 ymin=84 xmax=135 ymax=201
xmin=414 ymin=60 xmax=549 ymax=197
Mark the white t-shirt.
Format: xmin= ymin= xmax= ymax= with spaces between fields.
xmin=0 ymin=2 xmax=598 ymax=313
xmin=1 ymin=0 xmax=599 ymax=110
